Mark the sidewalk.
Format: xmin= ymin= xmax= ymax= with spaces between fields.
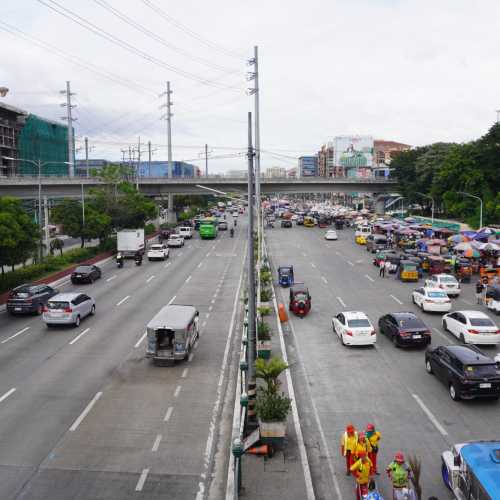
xmin=240 ymin=295 xmax=313 ymax=499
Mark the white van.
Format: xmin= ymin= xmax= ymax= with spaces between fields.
xmin=355 ymin=225 xmax=371 ymax=238
xmin=178 ymin=227 xmax=193 ymax=239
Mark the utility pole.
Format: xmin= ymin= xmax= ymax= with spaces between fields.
xmin=120 ymin=149 xmax=127 ymax=165
xmin=205 ymin=143 xmax=208 ymax=177
xmin=136 ymin=136 xmax=141 ymax=190
xmin=160 ymin=82 xmax=173 ymax=178
xmin=148 ymin=141 xmax=152 ymax=177
xmin=43 ymin=196 xmax=49 ymax=255
xmin=84 ymin=137 xmax=89 ymax=177
xmin=246 ymin=111 xmax=256 ymax=426
xmin=60 ymin=81 xmax=76 ymax=177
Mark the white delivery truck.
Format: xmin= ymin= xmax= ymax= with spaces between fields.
xmin=117 ymin=229 xmax=145 ymax=257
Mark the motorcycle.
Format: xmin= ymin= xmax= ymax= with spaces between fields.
xmin=116 ymin=253 xmax=124 ymax=268
xmin=135 ymin=256 xmax=143 ymax=266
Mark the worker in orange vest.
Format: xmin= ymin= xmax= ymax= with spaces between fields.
xmin=366 ymin=423 xmax=381 ymax=475
xmin=340 ymin=423 xmax=358 ymax=475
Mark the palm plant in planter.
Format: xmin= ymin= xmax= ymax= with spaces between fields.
xmin=255 ymin=357 xmax=292 ymax=445
xmin=257 ymin=320 xmax=272 ymax=359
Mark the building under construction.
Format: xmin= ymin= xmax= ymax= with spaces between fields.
xmin=0 ymin=102 xmax=69 ymax=177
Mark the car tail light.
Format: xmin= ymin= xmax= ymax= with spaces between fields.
xmin=370 ymin=330 xmax=375 ymax=336
xmin=345 ymin=330 xmax=353 ymax=336
xmin=423 ymin=331 xmax=431 ymax=336
xmin=468 ymin=329 xmax=479 ymax=334
xmin=42 ymin=305 xmax=48 ymax=313
xmin=399 ymin=331 xmax=411 ymax=337
xmin=64 ymin=307 xmax=73 ymax=313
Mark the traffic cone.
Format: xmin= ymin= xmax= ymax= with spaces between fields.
xmin=246 ymin=444 xmax=269 ymax=456
xmin=278 ymin=304 xmax=288 ymax=323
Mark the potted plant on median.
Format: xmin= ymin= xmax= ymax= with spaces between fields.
xmin=255 ymin=356 xmax=292 ymax=446
xmin=257 ymin=319 xmax=272 ymax=359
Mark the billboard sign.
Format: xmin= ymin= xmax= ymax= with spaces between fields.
xmin=334 ymin=136 xmax=374 ymax=170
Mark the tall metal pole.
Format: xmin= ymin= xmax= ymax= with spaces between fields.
xmin=247 ymin=111 xmax=256 ymax=425
xmin=38 ymin=159 xmax=43 ymax=259
xmin=84 ymin=136 xmax=89 ymax=177
xmin=81 ymin=183 xmax=85 ymax=225
xmin=148 ymin=140 xmax=152 ymax=177
xmin=65 ymin=81 xmax=75 ymax=177
xmin=253 ymin=46 xmax=261 ymax=263
xmin=167 ymin=81 xmax=173 ymax=178
xmin=43 ymin=196 xmax=49 ymax=254
xmin=136 ymin=136 xmax=141 ymax=190
xmin=205 ymin=143 xmax=208 ymax=177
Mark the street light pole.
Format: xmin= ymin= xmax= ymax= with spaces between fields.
xmin=458 ymin=191 xmax=483 ymax=229
xmin=38 ymin=159 xmax=43 ymax=259
xmin=416 ymin=192 xmax=435 ymax=225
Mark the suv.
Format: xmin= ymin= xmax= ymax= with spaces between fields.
xmin=43 ymin=292 xmax=95 ymax=327
xmin=7 ymin=284 xmax=59 ymax=315
xmin=167 ymin=234 xmax=185 ymax=248
xmin=425 ymin=344 xmax=500 ymax=401
xmin=178 ymin=227 xmax=193 ymax=239
xmin=147 ymin=243 xmax=169 ymax=261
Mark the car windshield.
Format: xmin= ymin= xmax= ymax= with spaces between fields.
xmin=75 ymin=266 xmax=91 ymax=273
xmin=12 ymin=286 xmax=36 ymax=297
xmin=47 ymin=301 xmax=69 ymax=310
xmin=294 ymin=293 xmax=308 ymax=301
xmin=398 ymin=317 xmax=425 ymax=329
xmin=347 ymin=319 xmax=371 ymax=328
xmin=469 ymin=318 xmax=496 ymax=327
xmin=464 ymin=364 xmax=498 ymax=377
xmin=440 ymin=276 xmax=457 ymax=283
xmin=428 ymin=291 xmax=447 ymax=298
xmin=151 ymin=245 xmax=163 ymax=250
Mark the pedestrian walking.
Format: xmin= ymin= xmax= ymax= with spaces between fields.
xmin=475 ymin=280 xmax=484 ymax=304
xmin=366 ymin=423 xmax=381 ymax=475
xmin=384 ymin=259 xmax=391 ymax=278
xmin=341 ymin=423 xmax=358 ymax=475
xmin=379 ymin=259 xmax=385 ymax=277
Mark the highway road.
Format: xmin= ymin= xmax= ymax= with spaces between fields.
xmin=0 ymin=216 xmax=246 ymax=499
xmin=266 ymin=223 xmax=500 ymax=500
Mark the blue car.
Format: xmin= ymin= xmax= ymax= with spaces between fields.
xmin=278 ymin=266 xmax=294 ymax=287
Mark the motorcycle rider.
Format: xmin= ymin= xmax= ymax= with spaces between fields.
xmin=134 ymin=251 xmax=143 ymax=266
xmin=116 ymin=252 xmax=124 ymax=268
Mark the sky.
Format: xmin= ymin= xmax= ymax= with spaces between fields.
xmin=1 ymin=0 xmax=499 ymax=173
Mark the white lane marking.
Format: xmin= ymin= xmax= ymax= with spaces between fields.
xmin=135 ymin=469 xmax=149 ymax=492
xmin=188 ymin=353 xmax=194 ymax=362
xmin=69 ymin=392 xmax=102 ymax=431
xmin=146 ymin=275 xmax=155 ymax=283
xmin=206 ymin=252 xmax=211 ymax=257
xmin=106 ymin=275 xmax=116 ymax=282
xmin=181 ymin=368 xmax=189 ymax=378
xmin=0 ymin=388 xmax=16 ymax=403
xmin=198 ymin=262 xmax=203 ymax=268
xmin=134 ymin=331 xmax=147 ymax=348
xmin=321 ymin=276 xmax=328 ymax=284
xmin=412 ymin=394 xmax=448 ymax=436
xmin=311 ymin=262 xmax=316 ymax=268
xmin=69 ymin=328 xmax=90 ymax=345
xmin=151 ymin=434 xmax=162 ymax=452
xmin=164 ymin=406 xmax=173 ymax=422
xmin=208 ymin=305 xmax=213 ymax=312
xmin=390 ymin=294 xmax=403 ymax=305
xmin=337 ymin=296 xmax=346 ymax=308
xmin=211 ymin=299 xmax=215 ymax=304
xmin=202 ymin=321 xmax=207 ymax=327
xmin=364 ymin=274 xmax=375 ymax=282
xmin=1 ymin=326 xmax=30 ymax=344
xmin=302 ymin=252 xmax=307 ymax=257
xmin=432 ymin=327 xmax=452 ymax=342
xmin=168 ymin=295 xmax=176 ymax=305
xmin=164 ymin=262 xmax=171 ymax=268
xmin=59 ymin=280 xmax=71 ymax=287
xmin=206 ymin=313 xmax=210 ymax=319
xmin=212 ymin=245 xmax=216 ymax=250
xmin=347 ymin=260 xmax=354 ymax=267
xmin=185 ymin=275 xmax=192 ymax=283
xmin=116 ymin=295 xmax=130 ymax=306
xmin=174 ymin=385 xmax=181 ymax=398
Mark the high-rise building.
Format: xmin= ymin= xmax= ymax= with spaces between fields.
xmin=298 ymin=156 xmax=318 ymax=177
xmin=318 ymin=142 xmax=335 ymax=177
xmin=265 ymin=166 xmax=287 ymax=178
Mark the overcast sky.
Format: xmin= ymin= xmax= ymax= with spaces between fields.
xmin=1 ymin=0 xmax=499 ymax=173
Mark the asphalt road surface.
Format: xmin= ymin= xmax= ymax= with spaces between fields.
xmin=266 ymin=223 xmax=500 ymax=500
xmin=0 ymin=217 xmax=245 ymax=500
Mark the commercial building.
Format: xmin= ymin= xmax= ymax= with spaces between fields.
xmin=0 ymin=102 xmax=70 ymax=176
xmin=298 ymin=155 xmax=318 ymax=177
xmin=317 ymin=142 xmax=335 ymax=177
xmin=75 ymin=159 xmax=110 ymax=176
xmin=226 ymin=170 xmax=248 ymax=178
xmin=136 ymin=161 xmax=200 ymax=177
xmin=287 ymin=168 xmax=297 ymax=178
xmin=373 ymin=140 xmax=411 ymax=177
xmin=265 ymin=166 xmax=287 ymax=178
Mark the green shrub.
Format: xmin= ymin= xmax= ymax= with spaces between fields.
xmin=257 ymin=321 xmax=272 ymax=341
xmin=145 ymin=223 xmax=156 ymax=235
xmin=260 ymin=270 xmax=272 ymax=285
xmin=255 ymin=390 xmax=291 ymax=422
xmin=257 ymin=305 xmax=272 ymax=317
xmin=260 ymin=288 xmax=272 ymax=302
xmin=99 ymin=237 xmax=117 ymax=252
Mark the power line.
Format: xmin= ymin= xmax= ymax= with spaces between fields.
xmin=36 ymin=0 xmax=242 ymax=91
xmin=141 ymin=0 xmax=245 ymax=60
xmin=92 ymin=0 xmax=237 ymax=74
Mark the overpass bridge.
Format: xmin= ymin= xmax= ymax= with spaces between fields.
xmin=0 ymin=176 xmax=398 ymax=199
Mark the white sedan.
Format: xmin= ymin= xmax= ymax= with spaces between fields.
xmin=325 ymin=230 xmax=338 ymax=241
xmin=412 ymin=287 xmax=451 ymax=313
xmin=167 ymin=234 xmax=185 ymax=248
xmin=442 ymin=310 xmax=500 ymax=344
xmin=425 ymin=274 xmax=461 ymax=297
xmin=332 ymin=311 xmax=376 ymax=346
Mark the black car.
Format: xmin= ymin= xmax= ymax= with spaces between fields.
xmin=296 ymin=216 xmax=304 ymax=225
xmin=378 ymin=312 xmax=431 ymax=347
xmin=71 ymin=265 xmax=102 ymax=284
xmin=425 ymin=345 xmax=500 ymax=401
xmin=7 ymin=283 xmax=59 ymax=315
xmin=281 ymin=220 xmax=293 ymax=228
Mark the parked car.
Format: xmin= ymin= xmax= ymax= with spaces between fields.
xmin=411 ymin=287 xmax=451 ymax=313
xmin=442 ymin=310 xmax=500 ymax=345
xmin=7 ymin=283 xmax=59 ymax=315
xmin=281 ymin=220 xmax=292 ymax=228
xmin=167 ymin=234 xmax=185 ymax=248
xmin=332 ymin=311 xmax=376 ymax=346
xmin=147 ymin=243 xmax=169 ymax=261
xmin=425 ymin=344 xmax=500 ymax=401
xmin=378 ymin=312 xmax=431 ymax=347
xmin=218 ymin=221 xmax=228 ymax=231
xmin=178 ymin=226 xmax=193 ymax=239
xmin=366 ymin=234 xmax=388 ymax=253
xmin=71 ymin=265 xmax=102 ymax=284
xmin=324 ymin=230 xmax=338 ymax=241
xmin=43 ymin=292 xmax=95 ymax=327
xmin=425 ymin=274 xmax=461 ymax=297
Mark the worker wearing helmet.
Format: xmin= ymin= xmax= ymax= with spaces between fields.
xmin=340 ymin=423 xmax=358 ymax=475
xmin=365 ymin=423 xmax=381 ymax=475
xmin=354 ymin=432 xmax=372 ymax=460
xmin=386 ymin=452 xmax=411 ymax=489
xmin=350 ymin=451 xmax=373 ymax=500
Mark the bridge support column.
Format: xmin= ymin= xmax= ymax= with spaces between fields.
xmin=375 ymin=197 xmax=385 ymax=215
xmin=167 ymin=194 xmax=177 ymax=224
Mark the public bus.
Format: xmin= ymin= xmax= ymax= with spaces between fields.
xmin=199 ymin=217 xmax=218 ymax=239
xmin=441 ymin=440 xmax=500 ymax=500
